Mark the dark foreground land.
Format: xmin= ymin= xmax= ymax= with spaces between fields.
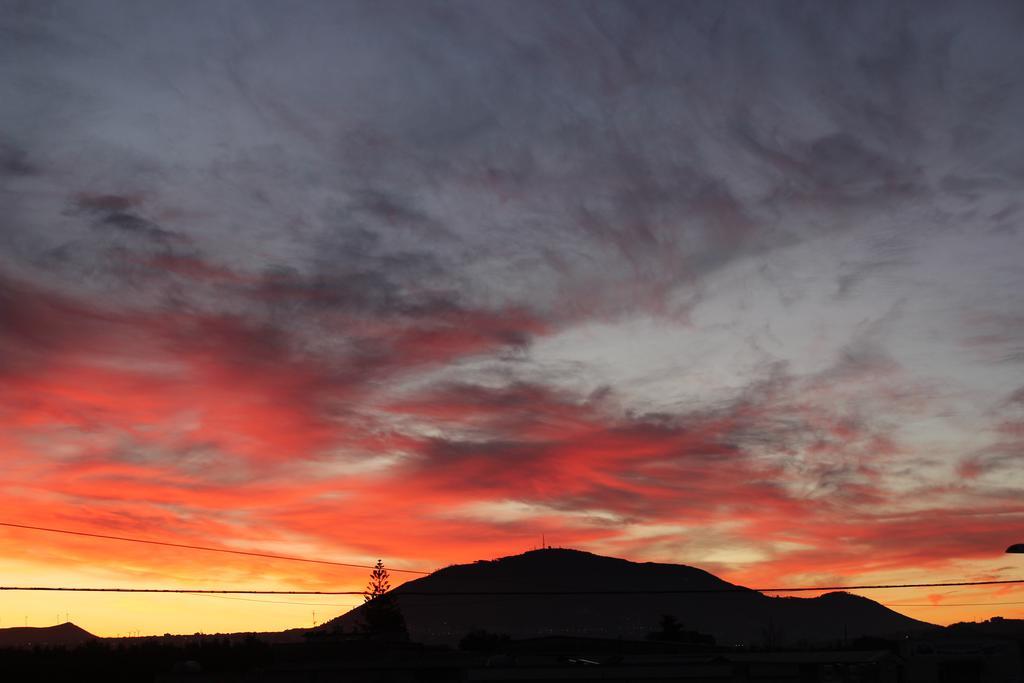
xmin=1 ymin=629 xmax=1022 ymax=683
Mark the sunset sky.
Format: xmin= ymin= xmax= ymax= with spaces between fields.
xmin=2 ymin=0 xmax=1024 ymax=637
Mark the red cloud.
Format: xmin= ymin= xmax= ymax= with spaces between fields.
xmin=1 ymin=272 xmax=1021 ymax=628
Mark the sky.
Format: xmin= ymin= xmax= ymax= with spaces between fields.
xmin=1 ymin=0 xmax=1023 ymax=637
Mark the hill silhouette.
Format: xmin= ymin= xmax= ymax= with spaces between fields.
xmin=321 ymin=548 xmax=935 ymax=645
xmin=0 ymin=622 xmax=97 ymax=648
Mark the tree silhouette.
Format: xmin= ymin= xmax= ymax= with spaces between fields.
xmin=360 ymin=559 xmax=408 ymax=641
xmin=365 ymin=559 xmax=391 ymax=601
xmin=646 ymin=614 xmax=715 ymax=645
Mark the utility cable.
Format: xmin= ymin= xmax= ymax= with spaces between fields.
xmin=885 ymin=600 xmax=1024 ymax=607
xmin=2 ymin=578 xmax=1023 ymax=595
xmin=0 ymin=521 xmax=431 ymax=575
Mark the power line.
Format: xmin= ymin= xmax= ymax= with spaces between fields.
xmin=187 ymin=593 xmax=358 ymax=608
xmin=4 ymin=521 xmax=1023 ymax=599
xmin=752 ymin=579 xmax=1024 ymax=593
xmin=195 ymin=594 xmax=1022 ymax=610
xmin=0 ymin=588 xmax=365 ymax=594
xmin=0 ymin=522 xmax=430 ymax=575
xmin=2 ymin=578 xmax=1023 ymax=595
xmin=185 ymin=594 xmax=1024 ymax=609
xmin=886 ymin=600 xmax=1024 ymax=607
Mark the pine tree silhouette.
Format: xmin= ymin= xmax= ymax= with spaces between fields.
xmin=360 ymin=559 xmax=408 ymax=641
xmin=365 ymin=559 xmax=391 ymax=601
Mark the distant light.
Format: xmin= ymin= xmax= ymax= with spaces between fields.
xmin=1007 ymin=544 xmax=1024 ymax=553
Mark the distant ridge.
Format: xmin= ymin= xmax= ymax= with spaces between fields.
xmin=322 ymin=548 xmax=936 ymax=645
xmin=0 ymin=622 xmax=97 ymax=648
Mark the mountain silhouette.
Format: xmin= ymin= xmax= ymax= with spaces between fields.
xmin=322 ymin=548 xmax=935 ymax=645
xmin=0 ymin=622 xmax=97 ymax=648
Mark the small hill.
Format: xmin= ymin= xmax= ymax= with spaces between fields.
xmin=321 ymin=548 xmax=935 ymax=646
xmin=946 ymin=617 xmax=1024 ymax=640
xmin=0 ymin=622 xmax=97 ymax=648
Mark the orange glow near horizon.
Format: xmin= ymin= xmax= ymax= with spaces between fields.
xmin=1 ymin=526 xmax=1023 ymax=637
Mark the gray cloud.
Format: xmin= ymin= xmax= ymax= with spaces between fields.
xmin=3 ymin=0 xmax=1022 ymax=321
